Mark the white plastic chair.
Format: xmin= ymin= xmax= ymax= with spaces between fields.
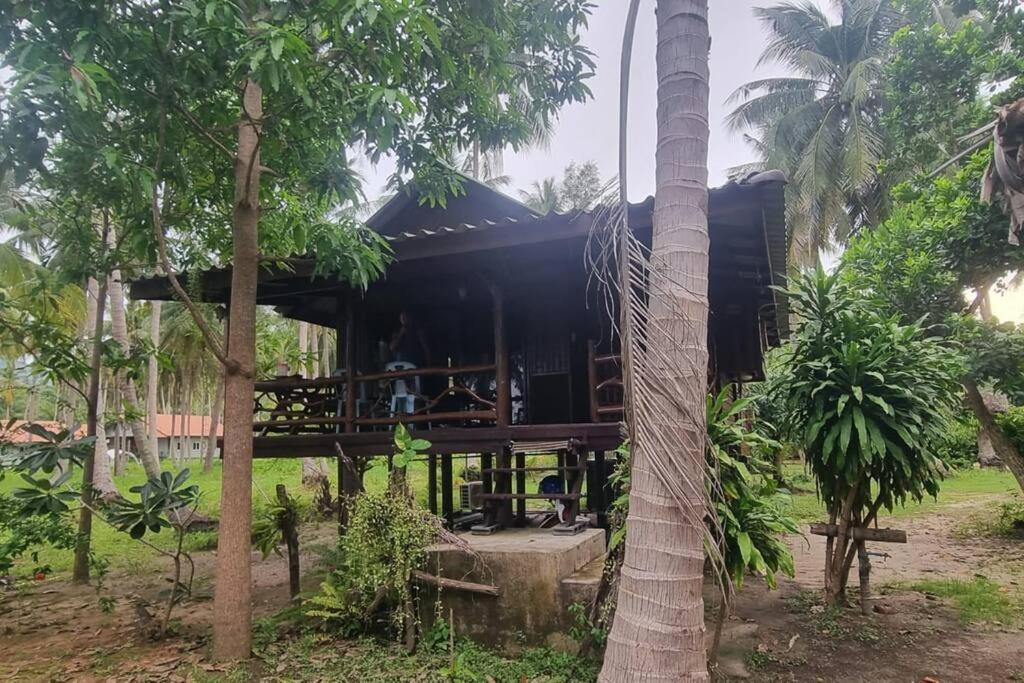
xmin=385 ymin=361 xmax=421 ymax=415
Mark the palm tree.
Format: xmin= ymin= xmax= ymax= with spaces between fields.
xmin=599 ymin=0 xmax=713 ymax=680
xmin=727 ymin=0 xmax=901 ymax=261
xmin=519 ymin=177 xmax=562 ymax=213
xmin=107 ymin=266 xmax=163 ymax=478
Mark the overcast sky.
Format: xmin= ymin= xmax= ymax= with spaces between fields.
xmin=502 ymin=0 xmax=784 ymax=198
xmin=363 ymin=0 xmax=787 ymax=200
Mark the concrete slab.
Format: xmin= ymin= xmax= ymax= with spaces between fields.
xmin=420 ymin=528 xmax=606 ymax=651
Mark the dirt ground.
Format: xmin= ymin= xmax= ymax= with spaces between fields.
xmin=1 ymin=501 xmax=1022 ymax=681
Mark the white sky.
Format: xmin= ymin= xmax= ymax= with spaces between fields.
xmin=361 ymin=0 xmax=786 ymax=200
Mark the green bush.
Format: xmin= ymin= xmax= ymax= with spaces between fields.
xmin=997 ymin=496 xmax=1024 ymax=538
xmin=306 ymin=489 xmax=439 ymax=633
xmin=935 ymin=414 xmax=980 ymax=469
xmin=995 ymin=406 xmax=1024 ymax=454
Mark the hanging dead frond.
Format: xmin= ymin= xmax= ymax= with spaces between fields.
xmin=582 ymin=0 xmax=726 ymax=592
xmin=980 ymin=98 xmax=1024 ymax=246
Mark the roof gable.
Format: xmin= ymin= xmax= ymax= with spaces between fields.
xmin=366 ymin=174 xmax=539 ymax=238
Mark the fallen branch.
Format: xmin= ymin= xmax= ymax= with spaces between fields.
xmin=410 ymin=570 xmax=500 ymax=597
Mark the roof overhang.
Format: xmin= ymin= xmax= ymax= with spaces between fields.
xmin=130 ymin=171 xmax=788 ymax=340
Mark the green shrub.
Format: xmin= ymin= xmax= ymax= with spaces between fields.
xmin=996 ymin=406 xmax=1024 ymax=454
xmin=306 ymin=489 xmax=439 ymax=633
xmin=997 ymin=496 xmax=1024 ymax=538
xmin=935 ymin=414 xmax=980 ymax=469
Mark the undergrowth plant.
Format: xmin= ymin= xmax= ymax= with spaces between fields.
xmin=307 ymin=428 xmax=438 ymax=644
xmin=1 ymin=423 xmax=201 ymax=635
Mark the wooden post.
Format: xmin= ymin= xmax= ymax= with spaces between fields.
xmin=497 ymin=445 xmax=514 ymax=529
xmin=275 ymin=484 xmax=300 ymax=599
xmin=428 ymin=453 xmax=438 ymax=515
xmin=344 ymin=296 xmax=356 ymax=434
xmin=564 ymin=448 xmax=579 ymax=522
xmin=593 ymin=450 xmax=606 ymax=529
xmin=335 ymin=443 xmax=361 ymax=533
xmin=809 ymin=524 xmax=907 ymax=543
xmin=481 ymin=452 xmax=493 ymax=497
xmin=587 ymin=340 xmax=599 ymax=423
xmin=441 ymin=453 xmax=454 ymax=524
xmin=491 ymin=284 xmax=511 ymax=428
xmin=515 ymin=450 xmax=526 ymax=525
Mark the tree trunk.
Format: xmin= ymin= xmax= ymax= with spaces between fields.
xmin=114 ymin=420 xmax=127 ymax=476
xmin=107 ymin=269 xmax=162 ymax=479
xmin=180 ymin=372 xmax=192 ymax=461
xmin=600 ymin=2 xmax=712 ymax=680
xmin=73 ymin=275 xmax=109 ymax=583
xmin=963 ymin=378 xmax=1024 ymax=490
xmin=169 ymin=393 xmax=178 ymax=464
xmin=298 ymin=322 xmax=325 ymax=484
xmin=309 ymin=325 xmax=319 ymax=378
xmin=205 ymin=369 xmax=225 ymax=472
xmin=148 ymin=300 xmax=162 ymax=461
xmin=23 ymin=387 xmax=37 ymax=422
xmin=212 ymin=77 xmax=262 ymax=661
xmin=298 ymin=321 xmax=308 ymax=375
xmin=91 ymin=376 xmax=120 ymax=502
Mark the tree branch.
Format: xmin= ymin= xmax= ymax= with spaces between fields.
xmin=150 ymin=100 xmax=236 ymax=372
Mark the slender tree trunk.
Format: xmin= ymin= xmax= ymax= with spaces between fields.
xmin=92 ymin=376 xmax=120 ymax=502
xmin=299 ymin=322 xmax=325 ymax=484
xmin=298 ymin=321 xmax=309 ymax=374
xmin=309 ymin=325 xmax=319 ymax=378
xmin=113 ymin=420 xmax=125 ymax=476
xmin=23 ymin=387 xmax=37 ymax=422
xmin=170 ymin=391 xmax=178 ymax=464
xmin=180 ymin=372 xmax=192 ymax=461
xmin=600 ymin=2 xmax=712 ymax=680
xmin=963 ymin=378 xmax=1024 ymax=490
xmin=205 ymin=369 xmax=225 ymax=472
xmin=73 ymin=275 xmax=109 ymax=583
xmin=212 ymin=77 xmax=262 ymax=661
xmin=107 ymin=269 xmax=162 ymax=478
xmin=148 ymin=300 xmax=162 ymax=460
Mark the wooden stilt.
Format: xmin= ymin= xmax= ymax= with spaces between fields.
xmin=441 ymin=453 xmax=454 ymax=525
xmin=515 ymin=450 xmax=526 ymax=525
xmin=428 ymin=453 xmax=438 ymax=516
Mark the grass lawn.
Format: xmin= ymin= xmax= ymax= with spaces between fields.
xmin=5 ymin=454 xmax=1016 ymax=579
xmin=903 ymin=576 xmax=1024 ymax=625
xmin=779 ymin=462 xmax=1019 ymax=524
xmin=1 ymin=452 xmax=565 ymax=578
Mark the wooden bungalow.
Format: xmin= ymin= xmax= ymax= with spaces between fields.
xmin=131 ymin=170 xmax=788 ymax=534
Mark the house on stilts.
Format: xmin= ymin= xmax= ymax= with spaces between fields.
xmin=131 ymin=170 xmax=787 ymax=537
xmin=131 ymin=169 xmax=788 ymax=647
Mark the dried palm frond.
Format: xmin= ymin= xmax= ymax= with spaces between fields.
xmin=980 ymin=98 xmax=1024 ymax=246
xmin=582 ymin=0 xmax=725 ymax=590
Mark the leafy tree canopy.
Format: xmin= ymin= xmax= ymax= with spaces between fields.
xmin=0 ymin=0 xmax=596 ymax=281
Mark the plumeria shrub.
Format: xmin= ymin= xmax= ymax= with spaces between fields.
xmin=774 ymin=267 xmax=962 ymax=605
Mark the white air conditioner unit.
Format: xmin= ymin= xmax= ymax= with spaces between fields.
xmin=459 ymin=481 xmax=483 ymax=510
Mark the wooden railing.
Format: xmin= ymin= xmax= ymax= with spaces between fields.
xmin=587 ymin=341 xmax=623 ymax=423
xmin=253 ymin=364 xmax=498 ymax=435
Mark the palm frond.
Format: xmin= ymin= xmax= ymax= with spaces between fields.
xmin=726 ymin=84 xmax=820 ymax=132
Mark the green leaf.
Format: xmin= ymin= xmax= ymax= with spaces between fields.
xmin=839 ymin=412 xmax=853 ymax=456
xmin=736 ymin=531 xmax=753 ymax=565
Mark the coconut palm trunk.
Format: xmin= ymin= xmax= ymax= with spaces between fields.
xmin=205 ymin=369 xmax=225 ymax=472
xmin=148 ymin=300 xmax=162 ymax=461
xmin=599 ymin=1 xmax=712 ymax=681
xmin=299 ymin=322 xmax=326 ymax=484
xmin=107 ymin=269 xmax=162 ymax=479
xmin=91 ymin=375 xmax=120 ymax=502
